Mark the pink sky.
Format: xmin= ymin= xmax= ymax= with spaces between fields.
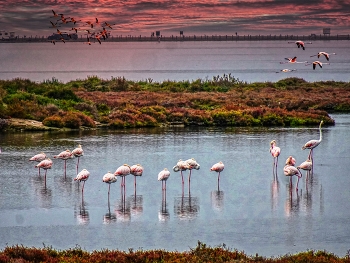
xmin=0 ymin=0 xmax=349 ymax=37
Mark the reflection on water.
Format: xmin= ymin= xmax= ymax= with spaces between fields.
xmin=284 ymin=182 xmax=301 ymax=217
xmin=31 ymin=175 xmax=53 ymax=209
xmin=75 ymin=197 xmax=89 ymax=225
xmin=115 ymin=193 xmax=131 ymax=222
xmin=211 ymin=190 xmax=224 ymax=211
xmin=103 ymin=199 xmax=117 ymax=224
xmin=129 ymin=195 xmax=143 ymax=218
xmin=159 ymin=200 xmax=170 ymax=222
xmin=271 ymin=173 xmax=280 ymax=212
xmin=174 ymin=195 xmax=199 ymax=220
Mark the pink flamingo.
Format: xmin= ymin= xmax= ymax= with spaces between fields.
xmin=186 ymin=158 xmax=200 ymax=185
xmin=54 ymin=149 xmax=73 ymax=177
xmin=305 ymin=61 xmax=329 ymax=70
xmin=302 ymin=120 xmax=323 ymax=161
xmin=72 ymin=145 xmax=84 ymax=173
xmin=173 ymin=159 xmax=190 ymax=187
xmin=158 ymin=168 xmax=170 ymax=200
xmin=35 ymin=158 xmax=53 ymax=183
xmin=285 ymin=155 xmax=296 ymax=166
xmin=114 ymin=164 xmax=131 ymax=191
xmin=310 ymin=51 xmax=336 ymax=61
xmin=210 ymin=161 xmax=225 ymax=187
xmin=74 ymin=169 xmax=90 ymax=193
xmin=29 ymin=152 xmax=47 ymax=176
xmin=297 ymin=159 xmax=313 ymax=178
xmin=130 ymin=164 xmax=144 ymax=194
xmin=280 ymin=56 xmax=307 ymax=64
xmin=284 ymin=164 xmax=302 ymax=191
xmin=269 ymin=140 xmax=281 ymax=171
xmin=102 ymin=171 xmax=117 ymax=197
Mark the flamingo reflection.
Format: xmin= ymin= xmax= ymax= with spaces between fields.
xmin=211 ymin=190 xmax=224 ymax=211
xmin=174 ymin=193 xmax=199 ymax=220
xmin=76 ymin=196 xmax=89 ymax=225
xmin=130 ymin=194 xmax=143 ymax=219
xmin=284 ymin=182 xmax=301 ymax=217
xmin=103 ymin=197 xmax=117 ymax=224
xmin=159 ymin=199 xmax=170 ymax=222
xmin=115 ymin=192 xmax=131 ymax=222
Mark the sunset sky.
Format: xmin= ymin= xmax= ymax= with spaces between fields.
xmin=0 ymin=0 xmax=349 ymax=38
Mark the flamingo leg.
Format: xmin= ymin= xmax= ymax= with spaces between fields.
xmin=108 ymin=184 xmax=111 ymax=196
xmin=296 ymin=176 xmax=300 ymax=191
xmin=44 ymin=169 xmax=47 ymax=188
xmin=38 ymin=167 xmax=41 ymax=176
xmin=82 ymin=181 xmax=85 ymax=193
xmin=64 ymin=160 xmax=67 ymax=178
xmin=76 ymin=157 xmax=80 ymax=174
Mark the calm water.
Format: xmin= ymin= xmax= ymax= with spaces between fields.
xmin=0 ymin=40 xmax=350 ymax=83
xmin=0 ymin=114 xmax=350 ymax=257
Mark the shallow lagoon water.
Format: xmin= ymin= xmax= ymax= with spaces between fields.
xmin=0 ymin=114 xmax=350 ymax=257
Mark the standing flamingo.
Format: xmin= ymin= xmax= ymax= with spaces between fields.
xmin=130 ymin=164 xmax=144 ymax=194
xmin=102 ymin=171 xmax=117 ymax=197
xmin=54 ymin=149 xmax=73 ymax=177
xmin=35 ymin=158 xmax=53 ymax=183
xmin=158 ymin=168 xmax=170 ymax=193
xmin=269 ymin=140 xmax=281 ymax=171
xmin=29 ymin=152 xmax=47 ymax=176
xmin=173 ymin=159 xmax=190 ymax=187
xmin=210 ymin=161 xmax=225 ymax=188
xmin=302 ymin=120 xmax=323 ymax=161
xmin=284 ymin=164 xmax=302 ymax=191
xmin=74 ymin=169 xmax=90 ymax=193
xmin=72 ymin=144 xmax=84 ymax=173
xmin=114 ymin=164 xmax=131 ymax=191
xmin=186 ymin=158 xmax=200 ymax=185
xmin=297 ymin=159 xmax=313 ymax=178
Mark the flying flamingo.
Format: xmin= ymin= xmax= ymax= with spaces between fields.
xmin=35 ymin=158 xmax=53 ymax=183
xmin=114 ymin=164 xmax=131 ymax=191
xmin=269 ymin=140 xmax=281 ymax=171
xmin=302 ymin=120 xmax=323 ymax=161
xmin=158 ymin=168 xmax=171 ymax=195
xmin=305 ymin=61 xmax=330 ymax=70
xmin=280 ymin=57 xmax=307 ymax=64
xmin=288 ymin=40 xmax=312 ymax=50
xmin=284 ymin=164 xmax=302 ymax=191
xmin=72 ymin=144 xmax=84 ymax=173
xmin=276 ymin=69 xmax=296 ymax=73
xmin=297 ymin=159 xmax=313 ymax=178
xmin=54 ymin=149 xmax=73 ymax=177
xmin=185 ymin=158 xmax=200 ymax=185
xmin=102 ymin=171 xmax=117 ymax=197
xmin=74 ymin=169 xmax=90 ymax=193
xmin=285 ymin=155 xmax=296 ymax=166
xmin=210 ymin=161 xmax=224 ymax=188
xmin=130 ymin=164 xmax=144 ymax=194
xmin=310 ymin=52 xmax=336 ymax=61
xmin=29 ymin=152 xmax=47 ymax=176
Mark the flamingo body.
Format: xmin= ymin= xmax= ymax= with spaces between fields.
xmin=297 ymin=159 xmax=312 ymax=171
xmin=130 ymin=164 xmax=144 ymax=176
xmin=30 ymin=152 xmax=47 ymax=162
xmin=210 ymin=161 xmax=225 ymax=173
xmin=103 ymin=171 xmax=117 ymax=184
xmin=186 ymin=158 xmax=200 ymax=170
xmin=302 ymin=121 xmax=323 ymax=160
xmin=295 ymin=40 xmax=305 ymax=50
xmin=114 ymin=164 xmax=131 ymax=176
xmin=54 ymin=149 xmax=73 ymax=160
xmin=311 ymin=52 xmax=336 ymax=61
xmin=285 ymin=156 xmax=296 ymax=166
xmin=75 ymin=169 xmax=90 ymax=182
xmin=284 ymin=164 xmax=302 ymax=190
xmin=158 ymin=168 xmax=171 ymax=181
xmin=35 ymin=158 xmax=53 ymax=170
xmin=72 ymin=145 xmax=84 ymax=157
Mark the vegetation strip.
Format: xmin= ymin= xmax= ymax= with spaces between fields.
xmin=1 ymin=76 xmax=349 ymax=131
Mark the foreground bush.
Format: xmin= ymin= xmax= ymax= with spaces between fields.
xmin=0 ymin=242 xmax=349 ymax=263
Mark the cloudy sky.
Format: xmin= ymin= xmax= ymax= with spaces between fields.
xmin=0 ymin=0 xmax=349 ymax=37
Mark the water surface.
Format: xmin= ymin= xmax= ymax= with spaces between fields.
xmin=0 ymin=114 xmax=350 ymax=257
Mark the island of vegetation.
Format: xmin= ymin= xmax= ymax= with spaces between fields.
xmin=1 ymin=75 xmax=350 ymax=131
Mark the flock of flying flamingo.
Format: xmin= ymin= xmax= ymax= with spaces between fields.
xmin=49 ymin=10 xmax=116 ymax=45
xmin=270 ymin=120 xmax=323 ymax=191
xmin=277 ymin=40 xmax=336 ymax=72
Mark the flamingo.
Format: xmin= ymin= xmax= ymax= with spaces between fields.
xmin=297 ymin=159 xmax=313 ymax=178
xmin=310 ymin=52 xmax=336 ymax=61
xmin=276 ymin=69 xmax=296 ymax=73
xmin=284 ymin=164 xmax=302 ymax=191
xmin=29 ymin=152 xmax=47 ymax=175
xmin=173 ymin=159 xmax=190 ymax=187
xmin=114 ymin=164 xmax=131 ymax=191
xmin=288 ymin=40 xmax=312 ymax=50
xmin=102 ymin=171 xmax=117 ymax=197
xmin=285 ymin=156 xmax=296 ymax=166
xmin=185 ymin=158 xmax=200 ymax=184
xmin=35 ymin=158 xmax=53 ymax=182
xmin=305 ymin=61 xmax=330 ymax=70
xmin=72 ymin=144 xmax=84 ymax=173
xmin=74 ymin=169 xmax=90 ymax=193
xmin=158 ymin=168 xmax=170 ymax=192
xmin=280 ymin=57 xmax=307 ymax=64
xmin=269 ymin=140 xmax=281 ymax=171
xmin=302 ymin=120 xmax=323 ymax=161
xmin=210 ymin=161 xmax=224 ymax=186
xmin=53 ymin=149 xmax=73 ymax=176
xmin=130 ymin=164 xmax=144 ymax=193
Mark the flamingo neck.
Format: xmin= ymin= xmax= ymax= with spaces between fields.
xmin=319 ymin=122 xmax=323 ymax=142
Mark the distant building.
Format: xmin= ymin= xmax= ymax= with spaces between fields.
xmin=0 ymin=31 xmax=16 ymax=39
